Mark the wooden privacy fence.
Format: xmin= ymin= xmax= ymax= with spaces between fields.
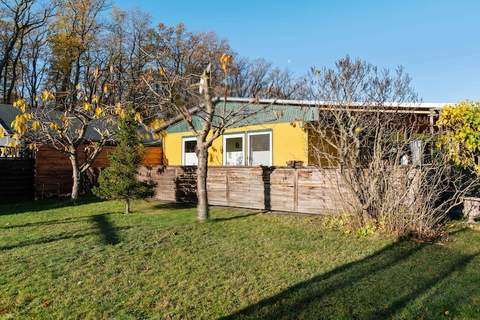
xmin=0 ymin=158 xmax=34 ymax=203
xmin=139 ymin=166 xmax=355 ymax=214
xmin=35 ymin=145 xmax=163 ymax=198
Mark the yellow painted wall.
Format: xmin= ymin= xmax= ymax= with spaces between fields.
xmin=162 ymin=121 xmax=309 ymax=166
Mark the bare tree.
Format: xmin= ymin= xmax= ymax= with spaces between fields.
xmin=228 ymin=58 xmax=306 ymax=99
xmin=19 ymin=26 xmax=48 ymax=106
xmin=307 ymin=56 xmax=478 ymax=238
xmin=140 ymin=24 xmax=275 ymax=220
xmin=104 ymin=7 xmax=155 ymax=110
xmin=0 ymin=0 xmax=52 ymax=103
xmin=228 ymin=58 xmax=271 ymax=98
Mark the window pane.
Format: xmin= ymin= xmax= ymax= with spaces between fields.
xmin=249 ymin=133 xmax=271 ymax=166
xmin=225 ymin=136 xmax=243 ymax=165
xmin=226 ymin=137 xmax=242 ymax=152
xmin=184 ymin=140 xmax=196 ymax=153
xmin=250 ymin=134 xmax=269 ymax=151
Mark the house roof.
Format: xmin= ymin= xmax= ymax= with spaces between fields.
xmin=0 ymin=104 xmax=161 ymax=145
xmin=0 ymin=104 xmax=20 ymax=134
xmin=0 ymin=104 xmax=113 ymax=141
xmin=165 ymin=97 xmax=447 ymax=133
xmin=166 ymin=101 xmax=319 ymax=133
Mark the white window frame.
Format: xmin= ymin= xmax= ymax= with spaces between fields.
xmin=247 ymin=131 xmax=272 ymax=166
xmin=222 ymin=133 xmax=245 ymax=166
xmin=182 ymin=136 xmax=197 ymax=166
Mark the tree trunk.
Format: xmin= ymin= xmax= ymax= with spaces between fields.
xmin=69 ymin=153 xmax=80 ymax=201
xmin=196 ymin=145 xmax=209 ymax=222
xmin=125 ymin=199 xmax=131 ymax=214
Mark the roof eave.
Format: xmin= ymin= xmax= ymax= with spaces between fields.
xmin=217 ymin=97 xmax=447 ymax=111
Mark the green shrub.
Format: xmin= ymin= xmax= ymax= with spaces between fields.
xmin=93 ymin=108 xmax=154 ymax=213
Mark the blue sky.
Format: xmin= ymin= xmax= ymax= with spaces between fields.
xmin=115 ymin=0 xmax=480 ymax=103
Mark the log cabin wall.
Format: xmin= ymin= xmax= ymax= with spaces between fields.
xmin=35 ymin=145 xmax=163 ymax=198
xmin=138 ymin=166 xmax=355 ymax=215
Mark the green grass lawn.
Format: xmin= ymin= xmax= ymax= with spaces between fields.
xmin=0 ymin=198 xmax=479 ymax=319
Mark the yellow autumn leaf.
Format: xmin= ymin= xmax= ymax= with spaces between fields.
xmin=61 ymin=115 xmax=71 ymax=126
xmin=115 ymin=103 xmax=126 ymax=119
xmin=103 ymin=84 xmax=109 ymax=94
xmin=220 ymin=53 xmax=233 ymax=74
xmin=0 ymin=127 xmax=4 ymax=138
xmin=41 ymin=90 xmax=54 ymax=102
xmin=84 ymin=102 xmax=93 ymax=112
xmin=149 ymin=118 xmax=165 ymax=131
xmin=11 ymin=114 xmax=28 ymax=136
xmin=92 ymin=95 xmax=99 ymax=104
xmin=49 ymin=122 xmax=60 ymax=131
xmin=31 ymin=121 xmax=41 ymax=130
xmin=95 ymin=107 xmax=104 ymax=117
xmin=134 ymin=112 xmax=143 ymax=123
xmin=13 ymin=99 xmax=27 ymax=112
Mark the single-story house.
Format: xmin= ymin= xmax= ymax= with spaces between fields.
xmin=162 ymin=97 xmax=445 ymax=167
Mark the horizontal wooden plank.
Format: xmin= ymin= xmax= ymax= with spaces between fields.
xmin=35 ymin=145 xmax=162 ymax=197
xmin=147 ymin=166 xmax=317 ymax=213
xmin=139 ymin=165 xmax=410 ymax=215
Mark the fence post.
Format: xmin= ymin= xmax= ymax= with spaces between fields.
xmin=294 ymin=168 xmax=299 ymax=212
xmin=226 ymin=168 xmax=230 ymax=206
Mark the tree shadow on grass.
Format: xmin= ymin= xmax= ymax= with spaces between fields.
xmin=152 ymin=201 xmax=196 ymax=210
xmin=211 ymin=211 xmax=263 ymax=223
xmin=0 ymin=226 xmax=131 ymax=251
xmin=90 ymin=214 xmax=121 ymax=245
xmin=0 ymin=195 xmax=103 ymax=216
xmin=222 ymin=229 xmax=480 ymax=320
xmin=0 ymin=215 xmax=94 ymax=230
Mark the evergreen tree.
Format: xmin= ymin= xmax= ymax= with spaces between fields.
xmin=93 ymin=109 xmax=154 ymax=213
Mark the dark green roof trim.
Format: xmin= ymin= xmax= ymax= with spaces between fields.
xmin=166 ymin=101 xmax=318 ymax=133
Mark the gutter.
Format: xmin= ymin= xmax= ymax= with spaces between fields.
xmin=218 ymin=97 xmax=447 ymax=111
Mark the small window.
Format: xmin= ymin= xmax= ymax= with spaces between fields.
xmin=182 ymin=137 xmax=198 ymax=166
xmin=223 ymin=134 xmax=245 ymax=166
xmin=248 ymin=132 xmax=272 ymax=166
